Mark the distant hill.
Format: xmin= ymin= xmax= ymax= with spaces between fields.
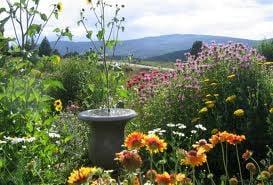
xmin=146 ymin=49 xmax=190 ymax=62
xmin=50 ymin=34 xmax=257 ymax=59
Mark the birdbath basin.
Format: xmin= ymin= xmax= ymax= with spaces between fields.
xmin=79 ymin=108 xmax=137 ymax=169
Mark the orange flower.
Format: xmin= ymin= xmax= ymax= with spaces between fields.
xmin=181 ymin=150 xmax=207 ymax=167
xmin=144 ymin=134 xmax=167 ymax=154
xmin=124 ymin=132 xmax=145 ymax=150
xmin=115 ymin=150 xmax=142 ymax=171
xmin=218 ymin=131 xmax=232 ymax=142
xmin=209 ymin=134 xmax=220 ymax=146
xmin=155 ymin=172 xmax=172 ymax=185
xmin=226 ymin=134 xmax=246 ymax=145
xmin=242 ymin=150 xmax=253 ymax=160
xmin=209 ymin=131 xmax=246 ymax=146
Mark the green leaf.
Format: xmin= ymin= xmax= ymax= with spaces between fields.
xmin=43 ymin=79 xmax=64 ymax=91
xmin=0 ymin=159 xmax=5 ymax=169
xmin=96 ymin=29 xmax=105 ymax=40
xmin=77 ymin=20 xmax=82 ymax=26
xmin=63 ymin=31 xmax=73 ymax=41
xmin=32 ymin=0 xmax=39 ymax=5
xmin=106 ymin=40 xmax=116 ymax=49
xmin=0 ymin=8 xmax=6 ymax=14
xmin=88 ymin=84 xmax=95 ymax=92
xmin=27 ymin=24 xmax=41 ymax=37
xmin=26 ymin=122 xmax=34 ymax=132
xmin=0 ymin=16 xmax=10 ymax=29
xmin=40 ymin=13 xmax=47 ymax=21
xmin=44 ymin=117 xmax=54 ymax=126
xmin=117 ymin=87 xmax=128 ymax=98
xmin=64 ymin=135 xmax=73 ymax=143
xmin=54 ymin=12 xmax=58 ymax=19
xmin=53 ymin=28 xmax=60 ymax=33
xmin=86 ymin=31 xmax=93 ymax=39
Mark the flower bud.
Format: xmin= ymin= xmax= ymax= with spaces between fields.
xmin=268 ymin=165 xmax=273 ymax=174
xmin=261 ymin=170 xmax=271 ymax=179
xmin=246 ymin=162 xmax=256 ymax=174
xmin=229 ymin=177 xmax=238 ymax=185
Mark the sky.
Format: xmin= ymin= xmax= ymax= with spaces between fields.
xmin=2 ymin=0 xmax=273 ymax=41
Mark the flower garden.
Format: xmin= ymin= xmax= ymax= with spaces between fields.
xmin=1 ymin=0 xmax=273 ymax=185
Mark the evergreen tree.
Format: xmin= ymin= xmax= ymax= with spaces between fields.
xmin=190 ymin=41 xmax=203 ymax=59
xmin=258 ymin=40 xmax=273 ymax=61
xmin=38 ymin=37 xmax=52 ymax=56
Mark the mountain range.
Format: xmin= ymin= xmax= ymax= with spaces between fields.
xmin=50 ymin=34 xmax=258 ymax=60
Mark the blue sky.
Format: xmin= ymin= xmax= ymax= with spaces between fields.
xmin=3 ymin=0 xmax=273 ymax=41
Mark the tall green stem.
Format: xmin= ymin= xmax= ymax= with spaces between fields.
xmin=102 ymin=1 xmax=110 ymax=112
xmin=150 ymin=154 xmax=153 ymax=170
xmin=192 ymin=167 xmax=196 ymax=185
xmin=235 ymin=144 xmax=244 ymax=185
xmin=221 ymin=143 xmax=229 ymax=183
xmin=250 ymin=157 xmax=261 ymax=173
xmin=206 ymin=162 xmax=216 ymax=185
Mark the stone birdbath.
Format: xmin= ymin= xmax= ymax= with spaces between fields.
xmin=79 ymin=108 xmax=137 ymax=169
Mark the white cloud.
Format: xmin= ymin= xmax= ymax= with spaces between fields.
xmin=2 ymin=0 xmax=273 ymax=41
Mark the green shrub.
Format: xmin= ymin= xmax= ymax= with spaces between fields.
xmin=51 ymin=56 xmax=128 ymax=109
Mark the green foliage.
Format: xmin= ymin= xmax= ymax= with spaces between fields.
xmin=258 ymin=40 xmax=273 ymax=61
xmin=38 ymin=37 xmax=52 ymax=56
xmin=0 ymin=58 xmax=66 ymax=184
xmin=51 ymin=56 xmax=127 ymax=109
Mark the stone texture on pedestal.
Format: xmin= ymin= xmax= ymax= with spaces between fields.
xmin=79 ymin=109 xmax=137 ymax=170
